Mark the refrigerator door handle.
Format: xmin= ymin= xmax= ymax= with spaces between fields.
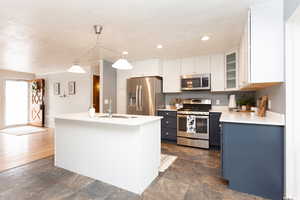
xmin=136 ymin=85 xmax=139 ymax=111
xmin=139 ymin=85 xmax=143 ymax=111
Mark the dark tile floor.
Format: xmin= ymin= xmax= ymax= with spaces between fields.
xmin=0 ymin=142 xmax=267 ymax=200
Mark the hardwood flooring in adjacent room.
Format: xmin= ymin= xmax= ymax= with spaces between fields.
xmin=0 ymin=128 xmax=54 ymax=172
xmin=0 ymin=138 xmax=267 ymax=200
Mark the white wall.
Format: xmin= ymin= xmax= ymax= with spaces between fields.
xmin=285 ymin=7 xmax=300 ymax=199
xmin=256 ymin=84 xmax=285 ymax=114
xmin=38 ymin=72 xmax=93 ymax=127
xmin=100 ymin=60 xmax=117 ymax=113
xmin=0 ymin=69 xmax=35 ymax=129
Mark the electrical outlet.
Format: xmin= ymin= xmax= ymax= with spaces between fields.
xmin=104 ymin=99 xmax=109 ymax=104
xmin=268 ymin=100 xmax=272 ymax=110
xmin=216 ymin=99 xmax=220 ymax=105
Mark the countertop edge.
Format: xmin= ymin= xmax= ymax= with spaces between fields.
xmin=219 ymin=119 xmax=285 ymax=126
xmin=219 ymin=111 xmax=285 ymax=126
xmin=55 ymin=113 xmax=163 ymax=126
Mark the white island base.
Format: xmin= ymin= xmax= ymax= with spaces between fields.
xmin=55 ymin=113 xmax=162 ymax=194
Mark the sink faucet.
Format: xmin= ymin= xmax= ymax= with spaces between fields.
xmin=107 ymin=97 xmax=113 ymax=118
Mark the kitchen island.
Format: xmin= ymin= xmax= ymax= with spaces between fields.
xmin=55 ymin=113 xmax=162 ymax=194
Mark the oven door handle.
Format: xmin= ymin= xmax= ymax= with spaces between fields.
xmin=195 ymin=116 xmax=209 ymax=119
xmin=177 ymin=115 xmax=208 ymax=119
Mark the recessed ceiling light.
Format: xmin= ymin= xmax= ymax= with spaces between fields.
xmin=157 ymin=44 xmax=163 ymax=49
xmin=122 ymin=51 xmax=128 ymax=55
xmin=201 ymin=36 xmax=210 ymax=41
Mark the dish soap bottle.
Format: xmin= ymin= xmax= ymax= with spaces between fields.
xmin=88 ymin=106 xmax=96 ymax=118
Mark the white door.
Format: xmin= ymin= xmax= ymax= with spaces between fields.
xmin=5 ymin=80 xmax=29 ymax=126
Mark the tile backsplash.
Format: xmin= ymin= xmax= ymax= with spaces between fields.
xmin=165 ymin=91 xmax=256 ymax=106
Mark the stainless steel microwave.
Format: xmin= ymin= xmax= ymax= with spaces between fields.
xmin=181 ymin=74 xmax=211 ymax=91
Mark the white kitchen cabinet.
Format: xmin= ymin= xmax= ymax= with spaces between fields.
xmin=239 ymin=22 xmax=249 ymax=89
xmin=195 ymin=56 xmax=210 ymax=74
xmin=225 ymin=50 xmax=238 ymax=91
xmin=162 ymin=59 xmax=181 ymax=93
xmin=210 ymin=54 xmax=225 ymax=92
xmin=180 ymin=56 xmax=210 ymax=75
xmin=130 ymin=61 xmax=144 ymax=77
xmin=130 ymin=59 xmax=161 ymax=77
xmin=239 ymin=0 xmax=284 ymax=89
xmin=181 ymin=57 xmax=195 ymax=75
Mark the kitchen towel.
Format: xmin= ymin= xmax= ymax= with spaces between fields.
xmin=186 ymin=115 xmax=196 ymax=133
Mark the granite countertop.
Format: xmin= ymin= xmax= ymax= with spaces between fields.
xmin=55 ymin=113 xmax=163 ymax=126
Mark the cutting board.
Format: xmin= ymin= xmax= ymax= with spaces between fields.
xmin=257 ymin=96 xmax=268 ymax=117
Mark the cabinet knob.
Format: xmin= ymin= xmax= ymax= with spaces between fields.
xmin=166 ymin=113 xmax=169 ymax=115
xmin=166 ymin=121 xmax=169 ymax=124
xmin=166 ymin=132 xmax=169 ymax=135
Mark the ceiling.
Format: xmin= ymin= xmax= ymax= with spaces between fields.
xmin=0 ymin=0 xmax=266 ymax=74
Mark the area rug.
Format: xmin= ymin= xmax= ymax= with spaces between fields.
xmin=0 ymin=126 xmax=46 ymax=136
xmin=159 ymin=154 xmax=178 ymax=172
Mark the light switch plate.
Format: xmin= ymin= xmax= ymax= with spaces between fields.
xmin=268 ymin=100 xmax=272 ymax=110
xmin=216 ymin=99 xmax=220 ymax=105
xmin=104 ymin=99 xmax=109 ymax=104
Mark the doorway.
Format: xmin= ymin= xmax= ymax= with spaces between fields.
xmin=93 ymin=75 xmax=100 ymax=113
xmin=4 ymin=80 xmax=29 ymax=126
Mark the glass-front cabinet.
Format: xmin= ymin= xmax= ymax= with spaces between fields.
xmin=225 ymin=51 xmax=238 ymax=90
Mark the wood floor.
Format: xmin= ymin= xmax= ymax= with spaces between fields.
xmin=0 ymin=128 xmax=267 ymax=200
xmin=0 ymin=128 xmax=54 ymax=172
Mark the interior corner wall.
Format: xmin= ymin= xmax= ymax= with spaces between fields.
xmin=38 ymin=72 xmax=92 ymax=128
xmin=0 ymin=70 xmax=35 ymax=129
xmin=100 ymin=60 xmax=117 ymax=113
xmin=255 ymin=83 xmax=285 ymax=114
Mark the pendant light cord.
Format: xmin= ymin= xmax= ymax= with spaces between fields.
xmin=74 ymin=31 xmax=124 ymax=64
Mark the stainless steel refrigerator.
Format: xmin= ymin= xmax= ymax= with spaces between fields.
xmin=127 ymin=76 xmax=164 ymax=115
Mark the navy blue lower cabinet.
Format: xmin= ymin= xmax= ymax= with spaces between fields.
xmin=221 ymin=122 xmax=284 ymax=200
xmin=209 ymin=112 xmax=221 ymax=149
xmin=158 ymin=111 xmax=177 ymax=142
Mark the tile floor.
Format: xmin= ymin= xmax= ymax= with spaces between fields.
xmin=0 ymin=142 xmax=267 ymax=200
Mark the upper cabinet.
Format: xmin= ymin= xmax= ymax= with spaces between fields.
xmin=162 ymin=59 xmax=181 ymax=93
xmin=225 ymin=50 xmax=238 ymax=90
xmin=195 ymin=56 xmax=210 ymax=74
xmin=181 ymin=57 xmax=195 ymax=75
xmin=130 ymin=59 xmax=161 ymax=77
xmin=180 ymin=56 xmax=210 ymax=75
xmin=239 ymin=0 xmax=284 ymax=89
xmin=211 ymin=54 xmax=225 ymax=92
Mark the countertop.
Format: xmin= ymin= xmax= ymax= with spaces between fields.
xmin=55 ymin=113 xmax=163 ymax=126
xmin=220 ymin=111 xmax=285 ymax=126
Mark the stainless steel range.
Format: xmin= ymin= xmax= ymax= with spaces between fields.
xmin=177 ymin=99 xmax=211 ymax=149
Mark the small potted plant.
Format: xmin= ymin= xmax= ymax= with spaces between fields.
xmin=237 ymin=96 xmax=256 ymax=111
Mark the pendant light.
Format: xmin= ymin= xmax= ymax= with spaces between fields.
xmin=67 ymin=25 xmax=103 ymax=74
xmin=68 ymin=25 xmax=132 ymax=72
xmin=67 ymin=64 xmax=86 ymax=73
xmin=112 ymin=58 xmax=133 ymax=70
